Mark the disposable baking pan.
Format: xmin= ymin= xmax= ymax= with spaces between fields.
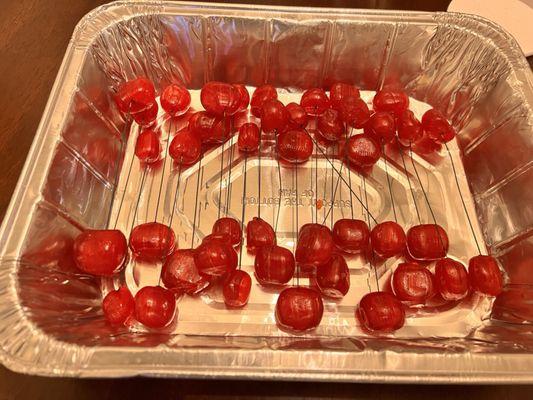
xmin=0 ymin=1 xmax=532 ymax=382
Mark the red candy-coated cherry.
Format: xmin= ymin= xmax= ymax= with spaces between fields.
xmin=251 ymin=85 xmax=277 ymax=117
xmin=277 ymin=129 xmax=313 ymax=163
xmin=254 ymin=245 xmax=295 ymax=285
xmin=332 ymin=218 xmax=370 ymax=254
xmin=202 ymin=233 xmax=233 ymax=247
xmin=261 ymin=99 xmax=289 ymax=133
xmin=161 ymin=84 xmax=191 ymax=116
xmin=134 ymin=286 xmax=176 ymax=329
xmin=169 ymin=129 xmax=202 ymax=165
xmin=373 ymin=89 xmax=409 ymax=117
xmin=246 ymin=217 xmax=276 ymax=252
xmin=397 ymin=109 xmax=422 ymax=146
xmin=317 ymin=108 xmax=344 ymax=142
xmin=194 ymin=236 xmax=238 ymax=281
xmin=295 ymin=223 xmax=334 ymax=268
xmin=275 ymin=287 xmax=324 ymax=332
xmin=345 ymin=133 xmax=381 ymax=169
xmin=131 ymin=101 xmax=158 ymax=127
xmin=468 ymin=255 xmax=503 ymax=296
xmin=233 ymin=84 xmax=250 ymax=111
xmin=161 ymin=249 xmax=209 ymax=295
xmin=421 ymin=109 xmax=455 ymax=143
xmin=364 ymin=111 xmax=396 ymax=143
xmin=285 ymin=102 xmax=308 ymax=129
xmin=115 ymin=77 xmax=155 ymax=115
xmin=200 ymin=81 xmax=241 ymax=117
xmin=370 ymin=221 xmax=406 ymax=259
xmin=73 ymin=230 xmax=127 ymax=276
xmin=435 ymin=258 xmax=469 ymax=301
xmin=338 ymin=95 xmax=370 ymax=128
xmin=212 ymin=217 xmax=242 ymax=247
xmin=391 ymin=262 xmax=435 ymax=304
xmin=129 ymin=222 xmax=176 ymax=262
xmin=356 ymin=291 xmax=405 ymax=332
xmin=188 ymin=111 xmax=231 ymax=144
xmin=330 ymin=82 xmax=360 ymax=110
xmin=102 ymin=286 xmax=135 ymax=325
xmin=412 ymin=129 xmax=442 ymax=154
xmin=135 ymin=129 xmax=160 ymax=164
xmin=300 ymin=88 xmax=330 ymax=116
xmin=238 ymin=122 xmax=260 ymax=153
xmin=406 ymin=224 xmax=448 ymax=261
xmin=316 ymin=253 xmax=350 ymax=298
xmin=223 ymin=269 xmax=252 ymax=308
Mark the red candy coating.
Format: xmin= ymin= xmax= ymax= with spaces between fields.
xmin=364 ymin=111 xmax=396 ymax=143
xmin=435 ymin=258 xmax=469 ymax=301
xmin=254 ymin=245 xmax=295 ymax=286
xmin=223 ymin=269 xmax=252 ymax=308
xmin=421 ymin=109 xmax=455 ymax=143
xmin=233 ymin=84 xmax=250 ymax=111
xmin=102 ymin=286 xmax=135 ymax=325
xmin=285 ymin=102 xmax=309 ymax=129
xmin=345 ymin=133 xmax=381 ymax=169
xmin=194 ymin=236 xmax=238 ymax=281
xmin=131 ymin=101 xmax=158 ymax=127
xmin=338 ymin=95 xmax=370 ymax=128
xmin=129 ymin=222 xmax=176 ymax=262
xmin=373 ymin=89 xmax=409 ymax=117
xmin=135 ymin=129 xmax=160 ymax=164
xmin=316 ymin=253 xmax=350 ymax=298
xmin=161 ymin=249 xmax=209 ymax=295
xmin=200 ymin=81 xmax=241 ymax=117
xmin=246 ymin=217 xmax=276 ymax=252
xmin=277 ymin=129 xmax=313 ymax=163
xmin=295 ymin=223 xmax=334 ymax=268
xmin=330 ymin=82 xmax=360 ymax=110
xmin=406 ymin=224 xmax=449 ymax=261
xmin=134 ymin=286 xmax=176 ymax=329
xmin=275 ymin=287 xmax=324 ymax=332
xmin=317 ymin=108 xmax=345 ymax=142
xmin=412 ymin=129 xmax=442 ymax=154
xmin=356 ymin=291 xmax=405 ymax=332
xmin=161 ymin=84 xmax=191 ymax=116
xmin=261 ymin=99 xmax=289 ymax=133
xmin=251 ymin=85 xmax=277 ymax=117
xmin=391 ymin=262 xmax=435 ymax=304
xmin=300 ymin=88 xmax=330 ymax=116
xmin=73 ymin=229 xmax=127 ymax=276
xmin=238 ymin=122 xmax=260 ymax=153
xmin=332 ymin=218 xmax=370 ymax=254
xmin=370 ymin=221 xmax=406 ymax=259
xmin=169 ymin=129 xmax=202 ymax=165
xmin=468 ymin=255 xmax=503 ymax=296
xmin=115 ymin=77 xmax=155 ymax=115
xmin=397 ymin=109 xmax=423 ymax=146
xmin=212 ymin=217 xmax=242 ymax=247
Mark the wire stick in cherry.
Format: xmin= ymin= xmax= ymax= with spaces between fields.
xmin=322 ymin=143 xmax=346 ymax=225
xmin=362 ymin=174 xmax=380 ymax=291
xmin=105 ymin=123 xmax=129 ymax=228
xmin=154 ymin=119 xmax=174 ymax=223
xmin=190 ymin=158 xmax=203 ymax=248
xmin=217 ymin=140 xmax=225 ymax=220
xmin=382 ymin=143 xmax=398 ymax=223
xmin=225 ymin=139 xmax=235 ymax=217
xmin=395 ymin=137 xmax=421 ymax=224
xmin=238 ymin=154 xmax=248 ymax=269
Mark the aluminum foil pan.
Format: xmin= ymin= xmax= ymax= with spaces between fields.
xmin=0 ymin=1 xmax=532 ymax=382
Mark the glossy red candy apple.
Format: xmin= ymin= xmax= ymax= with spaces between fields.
xmin=277 ymin=129 xmax=313 ymax=163
xmin=134 ymin=286 xmax=176 ymax=329
xmin=364 ymin=111 xmax=396 ymax=143
xmin=115 ymin=77 xmax=155 ymax=115
xmin=200 ymin=81 xmax=241 ymax=117
xmin=372 ymin=89 xmax=409 ymax=117
xmin=391 ymin=262 xmax=435 ymax=304
xmin=345 ymin=133 xmax=381 ymax=169
xmin=246 ymin=217 xmax=276 ymax=252
xmin=275 ymin=287 xmax=324 ymax=332
xmin=406 ymin=224 xmax=449 ymax=261
xmin=300 ymin=88 xmax=330 ymax=116
xmin=131 ymin=101 xmax=158 ymax=127
xmin=317 ymin=108 xmax=345 ymax=142
xmin=421 ymin=109 xmax=455 ymax=143
xmin=295 ymin=223 xmax=334 ymax=268
xmin=261 ymin=99 xmax=289 ymax=133
xmin=238 ymin=122 xmax=260 ymax=153
xmin=330 ymin=82 xmax=360 ymax=110
xmin=212 ymin=217 xmax=242 ymax=247
xmin=468 ymin=255 xmax=503 ymax=296
xmin=194 ymin=236 xmax=238 ymax=281
xmin=356 ymin=291 xmax=405 ymax=332
xmin=129 ymin=222 xmax=176 ymax=261
xmin=370 ymin=221 xmax=406 ymax=259
xmin=316 ymin=253 xmax=350 ymax=298
xmin=338 ymin=95 xmax=370 ymax=128
xmin=135 ymin=129 xmax=160 ymax=164
xmin=332 ymin=218 xmax=370 ymax=254
xmin=161 ymin=84 xmax=191 ymax=116
xmin=251 ymin=85 xmax=277 ymax=117
xmin=233 ymin=84 xmax=250 ymax=111
xmin=285 ymin=102 xmax=308 ymax=129
xmin=397 ymin=109 xmax=423 ymax=146
xmin=435 ymin=258 xmax=469 ymax=301
xmin=73 ymin=230 xmax=128 ymax=276
xmin=102 ymin=286 xmax=135 ymax=325
xmin=169 ymin=129 xmax=202 ymax=165
xmin=223 ymin=269 xmax=252 ymax=308
xmin=254 ymin=245 xmax=295 ymax=285
xmin=161 ymin=249 xmax=209 ymax=295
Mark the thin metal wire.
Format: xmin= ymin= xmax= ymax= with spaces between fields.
xmin=258 ymin=130 xmax=262 ymax=219
xmin=395 ymin=136 xmax=421 ymax=224
xmin=154 ymin=119 xmax=173 ymax=222
xmin=190 ymin=158 xmax=203 ymax=248
xmin=275 ymin=134 xmax=282 ymax=233
xmin=346 ymin=128 xmax=354 ymax=219
xmin=130 ymin=169 xmax=147 ymax=233
xmin=293 ymin=162 xmax=300 ymax=287
xmin=322 ymin=146 xmax=345 ymax=225
xmin=362 ymin=174 xmax=380 ymax=291
xmin=217 ymin=140 xmax=225 ymax=220
xmin=105 ymin=123 xmax=128 ymax=228
xmin=225 ymin=140 xmax=235 ymax=217
xmin=238 ymin=154 xmax=248 ymax=268
xmin=112 ymin=146 xmax=136 ymax=230
xmin=382 ymin=143 xmax=398 ymax=223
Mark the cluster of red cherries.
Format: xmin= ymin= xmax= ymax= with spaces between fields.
xmin=71 ymin=76 xmax=504 ymax=334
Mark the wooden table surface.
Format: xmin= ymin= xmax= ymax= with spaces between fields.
xmin=0 ymin=1 xmax=532 ymax=398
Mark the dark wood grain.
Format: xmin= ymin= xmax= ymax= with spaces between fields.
xmin=0 ymin=1 xmax=532 ymax=399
